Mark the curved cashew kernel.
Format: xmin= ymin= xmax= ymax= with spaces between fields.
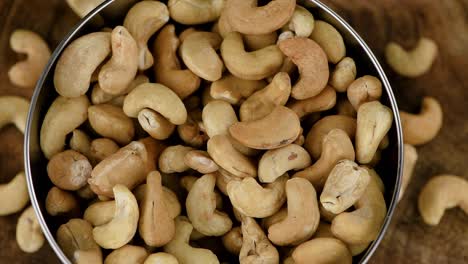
xmin=186 ymin=174 xmax=233 ymax=236
xmin=203 ymin=100 xmax=238 ymax=137
xmin=244 ymin=32 xmax=278 ymax=51
xmin=336 ymin=98 xmax=357 ymax=117
xmin=221 ymin=32 xmax=283 ymax=81
xmin=47 ymin=150 xmax=92 ymax=191
xmin=347 ymin=75 xmax=382 ymax=110
xmin=65 ymin=0 xmax=105 ymax=18
xmin=89 ymin=138 xmax=120 ymax=165
xmin=310 ymin=20 xmax=346 ymax=64
xmin=45 ymin=187 xmax=79 ymax=217
xmin=57 ymin=219 xmax=102 ymax=262
xmin=283 ymin=5 xmax=315 ymax=37
xmin=123 ymin=83 xmax=187 ymax=125
xmin=400 ymin=97 xmax=443 ymax=145
xmin=164 ymin=217 xmax=220 ymax=264
xmin=40 ymin=95 xmax=89 ymax=159
xmin=180 ymin=31 xmax=223 ymax=81
xmin=154 ymin=25 xmax=200 ymax=99
xmin=262 ymin=208 xmax=287 ymax=230
xmin=292 ymin=237 xmax=351 ymax=264
xmin=240 ymin=72 xmax=291 ymax=122
xmin=184 ymin=150 xmax=219 ymax=174
xmin=140 ymin=171 xmax=176 ymax=247
xmin=168 ymin=0 xmax=224 ymax=25
xmin=84 ymin=201 xmax=115 ymax=226
xmin=268 ymin=178 xmax=320 ymax=246
xmin=222 ymin=226 xmax=242 ymax=255
xmin=54 ymin=32 xmax=110 ymax=97
xmin=305 ymin=115 xmax=357 ymax=159
xmin=123 ymin=0 xmax=169 ymax=70
xmin=70 ymin=129 xmax=91 ymax=157
xmin=225 ymin=0 xmax=295 ymax=35
xmin=8 ymin=30 xmax=50 ymax=88
xmin=16 ymin=206 xmax=44 ymax=253
xmin=216 ymin=168 xmax=242 ymax=196
xmin=145 ymin=253 xmax=179 ymax=264
xmin=138 ymin=109 xmax=176 ymax=140
xmin=136 ymin=185 xmax=181 ymax=219
xmin=399 ymin=144 xmax=418 ymax=201
xmin=356 ymin=101 xmax=393 ymax=164
xmin=418 ymin=175 xmax=468 ymax=226
xmin=0 ymin=171 xmax=29 ymax=216
xmin=294 ymin=129 xmax=355 ymax=188
xmin=279 ymin=37 xmax=329 ymax=99
xmin=207 ymin=135 xmax=257 ymax=178
xmin=177 ymin=112 xmax=208 ymax=148
xmin=288 ymin=85 xmax=337 ymax=118
xmin=259 ymin=144 xmax=311 ymax=183
xmin=180 ymin=175 xmax=223 ymax=210
xmin=385 ymin=37 xmax=438 ymax=77
xmin=75 ymin=249 xmax=103 ymax=264
xmin=92 ymin=74 xmax=149 ymax=105
xmin=331 ymin=176 xmax=387 ymax=244
xmin=89 ymin=139 xmax=159 ymax=197
xmin=227 ymin=175 xmax=287 ymax=218
xmin=329 ymin=57 xmax=356 ymax=92
xmin=159 ymin=145 xmax=194 ymax=173
xmin=240 ymin=217 xmax=279 ymax=264
xmin=0 ymin=96 xmax=29 ymax=133
xmin=98 ymin=26 xmax=138 ymax=95
xmin=320 ymin=160 xmax=371 ymax=214
xmin=93 ymin=184 xmax=139 ymax=249
xmin=210 ymin=74 xmax=267 ymax=105
xmin=230 ymin=106 xmax=301 ymax=150
xmin=314 ymin=221 xmax=371 ymax=256
xmin=88 ymin=104 xmax=135 ymax=145
xmin=104 ymin=245 xmax=148 ymax=264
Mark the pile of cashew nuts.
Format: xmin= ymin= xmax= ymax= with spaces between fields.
xmin=0 ymin=0 xmax=466 ymax=263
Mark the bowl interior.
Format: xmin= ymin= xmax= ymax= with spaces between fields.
xmin=25 ymin=0 xmax=403 ymax=263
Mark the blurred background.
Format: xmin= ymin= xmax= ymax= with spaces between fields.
xmin=0 ymin=0 xmax=467 ymax=263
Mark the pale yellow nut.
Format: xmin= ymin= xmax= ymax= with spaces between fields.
xmin=399 ymin=144 xmax=418 ymax=201
xmin=104 ymin=245 xmax=148 ymax=264
xmin=283 ymin=5 xmax=315 ymax=37
xmin=293 ymin=237 xmax=352 ymax=264
xmin=0 ymin=96 xmax=29 ymax=134
xmin=310 ymin=20 xmax=346 ymax=64
xmin=168 ymin=0 xmax=224 ymax=25
xmin=16 ymin=206 xmax=45 ymax=253
xmin=240 ymin=217 xmax=279 ymax=264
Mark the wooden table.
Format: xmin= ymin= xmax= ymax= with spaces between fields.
xmin=0 ymin=0 xmax=467 ymax=263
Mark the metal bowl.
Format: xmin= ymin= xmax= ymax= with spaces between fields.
xmin=25 ymin=0 xmax=403 ymax=263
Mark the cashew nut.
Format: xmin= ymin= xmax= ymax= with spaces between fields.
xmin=54 ymin=32 xmax=111 ymax=97
xmin=184 ymin=150 xmax=219 ymax=174
xmin=0 ymin=171 xmax=29 ymax=216
xmin=180 ymin=175 xmax=223 ymax=210
xmin=15 ymin=206 xmax=44 ymax=253
xmin=268 ymin=178 xmax=320 ymax=246
xmin=123 ymin=83 xmax=188 ymax=125
xmin=221 ymin=32 xmax=283 ymax=81
xmin=84 ymin=201 xmax=115 ymax=226
xmin=418 ymin=175 xmax=468 ymax=226
xmin=92 ymin=74 xmax=149 ymax=105
xmin=47 ymin=150 xmax=92 ymax=191
xmin=46 ymin=187 xmax=80 ymax=217
xmin=8 ymin=29 xmax=50 ymax=88
xmin=320 ymin=160 xmax=371 ymax=214
xmin=347 ymin=75 xmax=382 ymax=110
xmin=210 ymin=74 xmax=267 ymax=105
xmin=177 ymin=110 xmax=208 ymax=148
xmin=216 ymin=168 xmax=242 ymax=196
xmin=287 ymin=85 xmax=337 ymax=118
xmin=75 ymin=249 xmax=103 ymax=264
xmin=240 ymin=217 xmax=279 ymax=264
xmin=159 ymin=145 xmax=194 ymax=173
xmin=123 ymin=0 xmax=169 ymax=70
xmin=77 ymin=185 xmax=96 ymax=200
xmin=244 ymin=32 xmax=279 ymax=51
xmin=138 ymin=109 xmax=176 ymax=140
xmin=40 ymin=95 xmax=89 ymax=159
xmin=400 ymin=96 xmax=443 ymax=145
xmin=329 ymin=57 xmax=356 ymax=92
xmin=336 ymin=97 xmax=357 ymax=117
xmin=385 ymin=37 xmax=438 ymax=77
xmin=139 ymin=171 xmax=176 ymax=247
xmin=310 ymin=20 xmax=346 ymax=64
xmin=240 ymin=72 xmax=291 ymax=122
xmin=224 ymin=0 xmax=295 ymax=35
xmin=222 ymin=226 xmax=242 ymax=255
xmin=168 ymin=0 xmax=224 ymax=25
xmin=227 ymin=175 xmax=287 ymax=218
xmin=70 ymin=129 xmax=91 ymax=157
xmin=399 ymin=144 xmax=418 ymax=201
xmin=0 ymin=96 xmax=29 ymax=134
xmin=145 ymin=253 xmax=179 ymax=264
xmin=57 ymin=219 xmax=102 ymax=262
xmin=356 ymin=101 xmax=393 ymax=164
xmin=203 ymin=100 xmax=238 ymax=137
xmin=93 ymin=184 xmax=139 ymax=249
xmin=88 ymin=138 xmax=120 ymax=165
xmin=283 ymin=5 xmax=315 ymax=37
xmin=104 ymin=245 xmax=148 ymax=264
xmin=259 ymin=144 xmax=311 ymax=183
xmin=292 ymin=237 xmax=351 ymax=264
xmin=278 ymin=37 xmax=329 ymax=99
xmin=88 ymin=104 xmax=135 ymax=145
xmin=180 ymin=31 xmax=223 ymax=81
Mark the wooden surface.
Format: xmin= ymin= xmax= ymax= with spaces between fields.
xmin=0 ymin=0 xmax=467 ymax=263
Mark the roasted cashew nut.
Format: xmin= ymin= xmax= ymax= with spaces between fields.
xmin=184 ymin=150 xmax=219 ymax=174
xmin=329 ymin=57 xmax=356 ymax=92
xmin=347 ymin=75 xmax=382 ymax=110
xmin=138 ymin=109 xmax=176 ymax=140
xmin=180 ymin=175 xmax=223 ymax=210
xmin=16 ymin=206 xmax=45 ymax=253
xmin=144 ymin=253 xmax=179 ymax=264
xmin=69 ymin=129 xmax=91 ymax=157
xmin=210 ymin=74 xmax=266 ymax=105
xmin=240 ymin=217 xmax=279 ymax=264
xmin=222 ymin=226 xmax=243 ymax=255
xmin=292 ymin=237 xmax=351 ymax=264
xmin=168 ymin=0 xmax=224 ymax=25
xmin=57 ymin=219 xmax=102 ymax=262
xmin=310 ymin=20 xmax=346 ymax=64
xmin=84 ymin=201 xmax=115 ymax=227
xmin=88 ymin=104 xmax=135 ymax=145
xmin=159 ymin=145 xmax=194 ymax=173
xmin=45 ymin=186 xmax=80 ymax=217
xmin=88 ymin=138 xmax=119 ymax=165
xmin=65 ymin=0 xmax=105 ymax=18
xmin=104 ymin=245 xmax=148 ymax=264
xmin=283 ymin=5 xmax=315 ymax=37
xmin=287 ymin=85 xmax=337 ymax=118
xmin=0 ymin=96 xmax=29 ymax=134
xmin=0 ymin=171 xmax=29 ymax=216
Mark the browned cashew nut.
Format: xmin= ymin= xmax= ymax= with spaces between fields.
xmin=418 ymin=175 xmax=468 ymax=226
xmin=8 ymin=29 xmax=51 ymax=88
xmin=168 ymin=0 xmax=224 ymax=25
xmin=123 ymin=0 xmax=169 ymax=70
xmin=45 ymin=187 xmax=80 ymax=217
xmin=177 ymin=110 xmax=208 ymax=148
xmin=40 ymin=96 xmax=89 ymax=159
xmin=292 ymin=237 xmax=352 ymax=264
xmin=221 ymin=32 xmax=284 ymax=81
xmin=180 ymin=31 xmax=223 ymax=81
xmin=70 ymin=129 xmax=91 ymax=157
xmin=230 ymin=106 xmax=301 ymax=150
xmin=0 ymin=172 xmax=29 ymax=216
xmin=399 ymin=144 xmax=418 ymax=201
xmin=210 ymin=74 xmax=267 ymax=105
xmin=222 ymin=226 xmax=243 ymax=255
xmin=0 ymin=96 xmax=29 ymax=134
xmin=54 ymin=32 xmax=111 ymax=98
xmin=16 ymin=206 xmax=45 ymax=253
xmin=279 ymin=37 xmax=329 ymax=100
xmin=184 ymin=150 xmax=219 ymax=174
xmin=320 ymin=160 xmax=371 ymax=214
xmin=88 ymin=104 xmax=135 ymax=145
xmin=347 ymin=75 xmax=382 ymax=110
xmin=400 ymin=96 xmax=443 ymax=146
xmin=88 ymin=138 xmax=120 ymax=165
xmin=138 ymin=109 xmax=176 ymax=140
xmin=154 ymin=24 xmax=200 ymax=99
xmin=57 ymin=219 xmax=102 ymax=263
xmin=240 ymin=217 xmax=279 ymax=264
xmin=159 ymin=145 xmax=194 ymax=173
xmin=47 ymin=150 xmax=92 ymax=191
xmin=105 ymin=245 xmax=148 ymax=264
xmin=225 ymin=0 xmax=295 ymax=35
xmin=268 ymin=178 xmax=320 ymax=246
xmin=287 ymin=85 xmax=337 ymax=118
xmin=139 ymin=171 xmax=175 ymax=247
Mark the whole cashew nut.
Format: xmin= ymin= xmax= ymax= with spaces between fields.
xmin=123 ymin=0 xmax=169 ymax=70
xmin=88 ymin=138 xmax=120 ymax=165
xmin=329 ymin=57 xmax=356 ymax=92
xmin=292 ymin=237 xmax=351 ymax=264
xmin=310 ymin=20 xmax=346 ymax=64
xmin=283 ymin=5 xmax=315 ymax=37
xmin=104 ymin=245 xmax=148 ymax=264
xmin=210 ymin=74 xmax=267 ymax=105
xmin=240 ymin=217 xmax=279 ymax=264
xmin=222 ymin=226 xmax=243 ymax=255
xmin=203 ymin=100 xmax=238 ymax=137
xmin=47 ymin=150 xmax=92 ymax=191
xmin=138 ymin=109 xmax=176 ymax=140
xmin=8 ymin=29 xmax=50 ymax=88
xmin=180 ymin=175 xmax=223 ymax=210
xmin=16 ymin=206 xmax=45 ymax=253
xmin=159 ymin=145 xmax=194 ymax=173
xmin=144 ymin=253 xmax=179 ymax=264
xmin=347 ymin=75 xmax=382 ymax=110
xmin=57 ymin=219 xmax=102 ymax=262
xmin=0 ymin=171 xmax=29 ymax=216
xmin=287 ymin=85 xmax=337 ymax=118
xmin=84 ymin=201 xmax=115 ymax=227
xmin=418 ymin=175 xmax=468 ymax=226
xmin=45 ymin=187 xmax=80 ymax=217
xmin=168 ymin=0 xmax=224 ymax=25
xmin=88 ymin=104 xmax=135 ymax=145
xmin=184 ymin=150 xmax=219 ymax=174
xmin=216 ymin=168 xmax=242 ymax=196
xmin=399 ymin=144 xmax=418 ymax=201
xmin=0 ymin=96 xmax=29 ymax=134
